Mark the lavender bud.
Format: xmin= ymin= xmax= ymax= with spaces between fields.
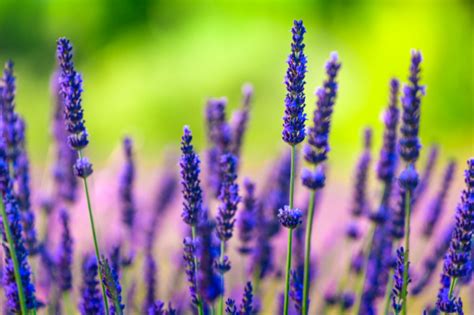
xmin=73 ymin=157 xmax=93 ymax=178
xmin=301 ymin=166 xmax=325 ymax=190
xmin=278 ymin=206 xmax=302 ymax=229
xmin=225 ymin=298 xmax=237 ymax=315
xmin=399 ymin=164 xmax=419 ymax=191
xmin=282 ymin=20 xmax=307 ymax=145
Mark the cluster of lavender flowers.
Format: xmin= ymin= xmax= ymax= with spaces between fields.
xmin=0 ymin=20 xmax=471 ymax=315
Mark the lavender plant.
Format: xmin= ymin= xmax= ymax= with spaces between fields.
xmin=0 ymin=19 xmax=471 ymax=315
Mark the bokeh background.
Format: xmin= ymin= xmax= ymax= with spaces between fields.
xmin=0 ymin=1 xmax=472 ymax=313
xmin=0 ymin=0 xmax=472 ymax=170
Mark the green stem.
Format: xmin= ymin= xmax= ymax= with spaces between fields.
xmin=78 ymin=151 xmax=110 ymax=315
xmin=283 ymin=228 xmax=294 ymax=315
xmin=448 ymin=277 xmax=458 ymax=299
xmin=401 ymin=189 xmax=412 ymax=315
xmin=0 ymin=198 xmax=28 ymax=315
xmin=302 ymin=188 xmax=316 ymax=315
xmin=383 ymin=269 xmax=394 ymax=315
xmin=218 ymin=240 xmax=225 ymax=315
xmin=283 ymin=145 xmax=297 ymax=315
xmin=191 ymin=226 xmax=204 ymax=315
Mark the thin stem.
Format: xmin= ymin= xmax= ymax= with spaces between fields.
xmin=401 ymin=189 xmax=411 ymax=315
xmin=383 ymin=270 xmax=394 ymax=315
xmin=448 ymin=277 xmax=458 ymax=299
xmin=283 ymin=145 xmax=297 ymax=315
xmin=218 ymin=240 xmax=225 ymax=315
xmin=283 ymin=228 xmax=294 ymax=315
xmin=191 ymin=226 xmax=204 ymax=315
xmin=0 ymin=198 xmax=28 ymax=315
xmin=78 ymin=151 xmax=110 ymax=315
xmin=302 ymin=188 xmax=317 ymax=315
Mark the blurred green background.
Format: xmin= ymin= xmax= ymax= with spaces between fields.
xmin=0 ymin=0 xmax=472 ymax=170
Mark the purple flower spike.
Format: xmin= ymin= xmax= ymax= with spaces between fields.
xmin=57 ymin=38 xmax=90 ymax=152
xmin=225 ymin=298 xmax=237 ymax=315
xmin=399 ymin=50 xmax=425 ymax=164
xmin=377 ymin=78 xmax=400 ymax=184
xmin=142 ymin=251 xmax=157 ymax=314
xmin=304 ymin=52 xmax=341 ymax=164
xmin=216 ymin=153 xmax=240 ymax=242
xmin=182 ymin=237 xmax=199 ymax=306
xmin=51 ymin=71 xmax=78 ymax=204
xmin=231 ymin=83 xmax=254 ymax=158
xmin=179 ymin=126 xmax=203 ymax=227
xmin=415 ymin=145 xmax=439 ymax=203
xmin=282 ymin=20 xmax=307 ymax=145
xmin=350 ymin=127 xmax=372 ymax=217
xmin=442 ymin=159 xmax=474 ymax=279
xmin=237 ymin=178 xmax=257 ymax=255
xmin=278 ymin=206 xmax=302 ymax=229
xmin=119 ymin=137 xmax=136 ymax=231
xmin=392 ymin=247 xmax=410 ymax=314
xmin=422 ymin=161 xmax=456 ymax=238
xmin=79 ymin=255 xmax=105 ymax=315
xmin=240 ymin=281 xmax=254 ymax=314
xmin=99 ymin=256 xmax=125 ymax=315
xmin=56 ymin=209 xmax=73 ymax=293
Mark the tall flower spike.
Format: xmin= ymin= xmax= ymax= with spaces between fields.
xmin=182 ymin=237 xmax=199 ymax=306
xmin=441 ymin=158 xmax=474 ymax=279
xmin=399 ymin=50 xmax=425 ymax=164
xmin=304 ymin=52 xmax=341 ymax=164
xmin=51 ymin=71 xmax=78 ymax=204
xmin=1 ymin=61 xmax=22 ymax=162
xmin=216 ymin=153 xmax=240 ymax=242
xmin=119 ymin=137 xmax=136 ymax=231
xmin=179 ymin=126 xmax=203 ymax=226
xmin=205 ymin=98 xmax=232 ymax=196
xmin=14 ymin=118 xmax=38 ymax=255
xmin=414 ymin=145 xmax=439 ymax=203
xmin=240 ymin=281 xmax=254 ymax=314
xmin=56 ymin=38 xmax=90 ymax=152
xmin=237 ymin=178 xmax=257 ymax=255
xmin=142 ymin=250 xmax=157 ymax=314
xmin=1 ymin=189 xmax=37 ymax=312
xmin=231 ymin=83 xmax=254 ymax=158
xmin=392 ymin=247 xmax=410 ymax=314
xmin=412 ymin=225 xmax=453 ymax=295
xmin=282 ymin=20 xmax=307 ymax=145
xmin=99 ymin=257 xmax=125 ymax=315
xmin=79 ymin=255 xmax=104 ymax=315
xmin=377 ymin=78 xmax=400 ymax=184
xmin=422 ymin=160 xmax=456 ymax=237
xmin=56 ymin=209 xmax=73 ymax=293
xmin=350 ymin=128 xmax=372 ymax=217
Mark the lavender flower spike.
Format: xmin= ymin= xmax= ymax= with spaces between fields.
xmin=422 ymin=160 xmax=456 ymax=238
xmin=142 ymin=250 xmax=157 ymax=313
xmin=216 ymin=153 xmax=241 ymax=242
xmin=56 ymin=209 xmax=73 ymax=293
xmin=392 ymin=247 xmax=410 ymax=315
xmin=180 ymin=126 xmax=203 ymax=226
xmin=119 ymin=137 xmax=136 ymax=231
xmin=237 ymin=178 xmax=257 ymax=255
xmin=377 ymin=78 xmax=400 ymax=184
xmin=240 ymin=281 xmax=254 ymax=314
xmin=399 ymin=50 xmax=425 ymax=164
xmin=282 ymin=20 xmax=307 ymax=145
xmin=79 ymin=255 xmax=105 ymax=315
xmin=100 ymin=257 xmax=125 ymax=315
xmin=436 ymin=158 xmax=473 ymax=311
xmin=351 ymin=127 xmax=372 ymax=217
xmin=57 ymin=37 xmax=90 ymax=153
xmin=231 ymin=83 xmax=254 ymax=158
xmin=304 ymin=52 xmax=341 ymax=165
